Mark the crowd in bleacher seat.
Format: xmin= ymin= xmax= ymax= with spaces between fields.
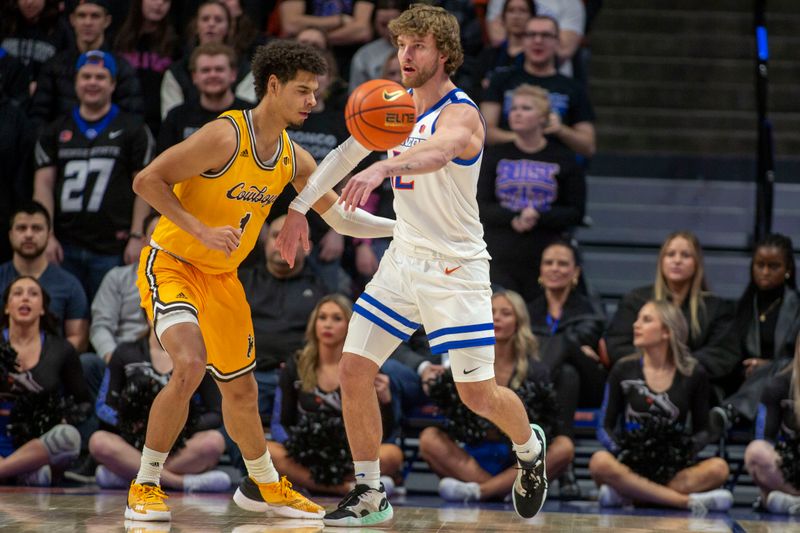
xmin=1 ymin=0 xmax=800 ymax=516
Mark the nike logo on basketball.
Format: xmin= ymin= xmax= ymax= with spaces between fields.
xmin=463 ymin=367 xmax=480 ymax=374
xmin=383 ymin=89 xmax=406 ymax=101
xmin=445 ymin=266 xmax=461 ymax=275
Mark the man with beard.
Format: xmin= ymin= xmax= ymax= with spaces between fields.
xmin=157 ymin=43 xmax=250 ymax=154
xmin=276 ymin=4 xmax=548 ymax=526
xmin=0 ymin=202 xmax=89 ymax=352
xmin=126 ymin=40 xmax=394 ymax=522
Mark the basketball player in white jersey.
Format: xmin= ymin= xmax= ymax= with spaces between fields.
xmin=277 ymin=4 xmax=548 ymax=526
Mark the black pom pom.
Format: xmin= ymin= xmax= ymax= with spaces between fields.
xmin=284 ymin=410 xmax=353 ymax=486
xmin=616 ymin=417 xmax=696 ymax=485
xmin=427 ymin=371 xmax=492 ymax=445
xmin=116 ymin=372 xmax=195 ymax=450
xmin=775 ymin=436 xmax=800 ymax=490
xmin=515 ymin=380 xmax=559 ymax=440
xmin=7 ymin=391 xmax=79 ymax=448
xmin=0 ymin=341 xmax=20 ymax=382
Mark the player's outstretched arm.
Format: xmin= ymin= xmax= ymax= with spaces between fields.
xmin=276 ymin=143 xmax=395 ymax=268
xmin=132 ymin=118 xmax=242 ymax=256
xmin=339 ymin=103 xmax=483 ymax=210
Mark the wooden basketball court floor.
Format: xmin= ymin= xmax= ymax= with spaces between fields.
xmin=1 ymin=487 xmax=798 ymax=532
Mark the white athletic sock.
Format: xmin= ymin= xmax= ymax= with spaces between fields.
xmin=512 ymin=428 xmax=541 ymax=464
xmin=353 ymin=460 xmax=381 ymax=490
xmin=244 ymin=451 xmax=279 ymax=484
xmin=136 ymin=446 xmax=169 ymax=486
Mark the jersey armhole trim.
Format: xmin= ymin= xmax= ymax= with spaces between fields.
xmin=200 ymin=115 xmax=240 ymax=179
xmin=288 ymin=136 xmax=297 ymax=182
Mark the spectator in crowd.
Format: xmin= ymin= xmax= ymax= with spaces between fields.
xmin=89 ymin=324 xmax=230 ymax=492
xmin=0 ymin=96 xmax=36 ymax=263
xmin=33 ymin=50 xmax=155 ymax=301
xmin=486 ymin=0 xmax=585 ymax=78
xmin=590 ymin=300 xmax=733 ymax=512
xmin=268 ymin=295 xmax=404 ymax=495
xmin=238 ymin=215 xmax=329 ymax=426
xmin=743 ymin=340 xmax=800 ymax=515
xmin=480 ymin=15 xmax=595 ymax=157
xmin=0 ymin=202 xmax=89 ymax=353
xmin=709 ymin=233 xmax=800 ymax=437
xmin=0 ymin=48 xmax=32 ymax=104
xmin=114 ymin=0 xmax=180 ymax=137
xmin=0 ymin=0 xmax=71 ymax=91
xmin=220 ymin=0 xmax=265 ymax=61
xmin=279 ymin=0 xmax=374 ymax=78
xmin=90 ymin=212 xmax=161 ymax=364
xmin=0 ymin=276 xmax=90 ymax=486
xmin=348 ymin=0 xmax=403 ymax=91
xmin=605 ymin=231 xmax=738 ymax=400
xmin=527 ymin=241 xmax=606 ymax=498
xmin=160 ymin=0 xmax=254 ymax=118
xmin=156 ymin=42 xmax=249 ymax=154
xmin=29 ymin=0 xmax=144 ymax=130
xmin=471 ymin=0 xmax=534 ymax=100
xmin=419 ymin=290 xmax=573 ymax=502
xmin=477 ymin=85 xmax=585 ymax=302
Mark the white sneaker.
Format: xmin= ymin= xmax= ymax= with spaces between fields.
xmin=688 ymin=488 xmax=734 ymax=513
xmin=18 ymin=465 xmax=51 ymax=486
xmin=182 ymin=470 xmax=231 ymax=493
xmin=379 ymin=475 xmax=395 ymax=498
xmin=438 ymin=477 xmax=480 ymax=502
xmin=598 ymin=484 xmax=629 ymax=507
xmin=766 ymin=490 xmax=800 ymax=515
xmin=96 ymin=465 xmax=130 ymax=489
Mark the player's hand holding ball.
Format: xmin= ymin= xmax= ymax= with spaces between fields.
xmin=341 ymin=79 xmax=416 ymax=209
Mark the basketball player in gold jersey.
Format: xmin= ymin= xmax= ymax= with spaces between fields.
xmin=124 ymin=41 xmax=395 ymax=522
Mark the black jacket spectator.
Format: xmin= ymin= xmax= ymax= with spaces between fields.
xmin=29 ymin=47 xmax=144 ymax=129
xmin=606 ymin=285 xmax=737 ymax=383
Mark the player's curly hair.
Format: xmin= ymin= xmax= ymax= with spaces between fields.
xmin=388 ymin=4 xmax=464 ymax=76
xmin=251 ymin=40 xmax=327 ymax=101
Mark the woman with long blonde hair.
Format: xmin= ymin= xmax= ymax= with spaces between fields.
xmin=591 ymin=300 xmax=733 ymax=511
xmin=419 ymin=290 xmax=574 ymax=502
xmin=267 ymin=295 xmax=403 ymax=495
xmin=743 ymin=333 xmax=800 ymax=514
xmin=605 ymin=231 xmax=737 ymax=399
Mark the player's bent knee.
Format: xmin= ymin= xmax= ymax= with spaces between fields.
xmin=707 ymin=457 xmax=730 ymax=482
xmin=744 ymin=440 xmax=773 ymax=467
xmin=41 ymin=424 xmax=81 ymax=466
xmin=339 ymin=354 xmax=378 ymax=387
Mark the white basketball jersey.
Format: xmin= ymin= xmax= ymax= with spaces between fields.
xmin=389 ymin=88 xmax=490 ymax=260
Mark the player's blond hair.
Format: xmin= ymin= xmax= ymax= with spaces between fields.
xmin=388 ymin=4 xmax=464 ymax=76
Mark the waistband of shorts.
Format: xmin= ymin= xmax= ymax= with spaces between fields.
xmin=392 ymin=239 xmax=457 ymax=260
xmin=392 ymin=239 xmax=489 ymax=263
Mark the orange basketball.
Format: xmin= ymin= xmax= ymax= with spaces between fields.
xmin=345 ymin=79 xmax=416 ymax=151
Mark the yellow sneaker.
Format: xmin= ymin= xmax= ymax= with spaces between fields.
xmin=125 ymin=481 xmax=171 ymax=521
xmin=233 ymin=476 xmax=324 ymax=519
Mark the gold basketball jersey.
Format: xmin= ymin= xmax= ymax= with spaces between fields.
xmin=151 ymin=109 xmax=295 ymax=274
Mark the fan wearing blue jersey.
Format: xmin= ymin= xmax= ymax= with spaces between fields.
xmin=277 ymin=4 xmax=548 ymax=526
